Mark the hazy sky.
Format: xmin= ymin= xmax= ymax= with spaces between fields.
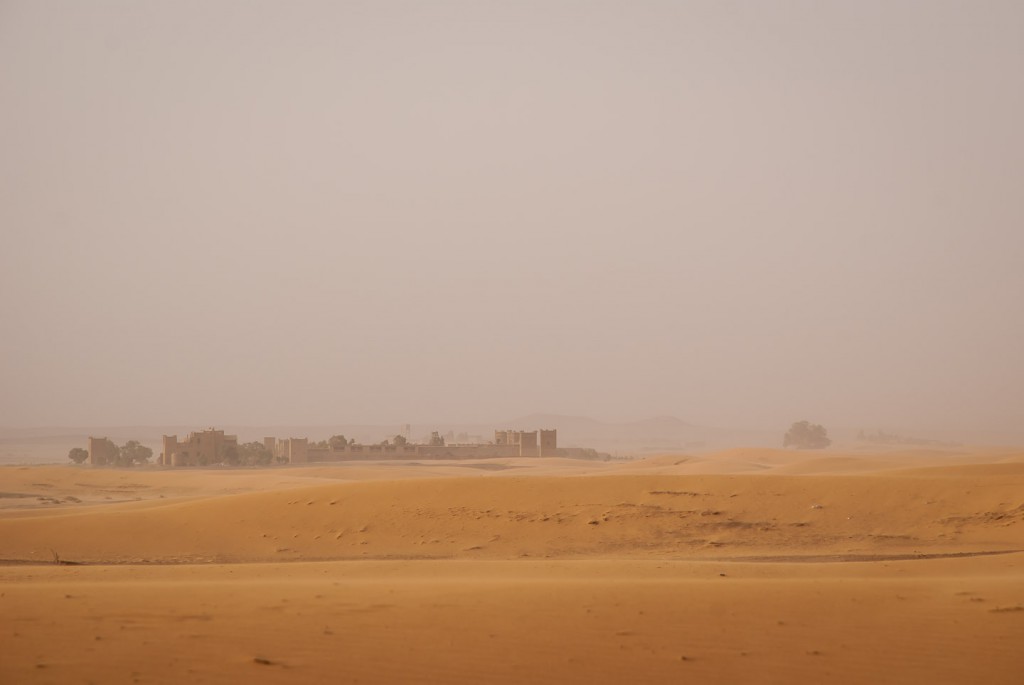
xmin=2 ymin=1 xmax=1022 ymax=434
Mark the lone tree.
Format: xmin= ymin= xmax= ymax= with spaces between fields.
xmin=328 ymin=435 xmax=349 ymax=450
xmin=392 ymin=434 xmax=408 ymax=446
xmin=68 ymin=447 xmax=89 ymax=464
xmin=783 ymin=421 xmax=831 ymax=449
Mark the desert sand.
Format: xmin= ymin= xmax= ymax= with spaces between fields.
xmin=2 ymin=447 xmax=1023 ymax=683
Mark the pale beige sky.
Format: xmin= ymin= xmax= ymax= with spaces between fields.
xmin=1 ymin=1 xmax=1022 ymax=436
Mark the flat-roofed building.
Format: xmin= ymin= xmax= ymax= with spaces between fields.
xmin=161 ymin=429 xmax=238 ymax=467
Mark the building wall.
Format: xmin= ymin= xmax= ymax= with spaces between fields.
xmin=413 ymin=444 xmax=523 ymax=459
xmin=287 ymin=438 xmax=308 ymax=464
xmin=539 ymin=429 xmax=557 ymax=456
xmin=162 ymin=428 xmax=566 ymax=466
xmin=88 ymin=436 xmax=118 ymax=466
xmin=163 ymin=429 xmax=238 ymax=467
xmin=161 ymin=435 xmax=177 ymax=466
xmin=294 ymin=442 xmax=568 ymax=462
xmin=494 ymin=430 xmax=543 ymax=455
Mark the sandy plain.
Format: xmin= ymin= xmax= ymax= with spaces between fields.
xmin=2 ymin=447 xmax=1023 ymax=684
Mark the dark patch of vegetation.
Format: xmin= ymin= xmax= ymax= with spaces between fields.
xmin=224 ymin=442 xmax=274 ymax=466
xmin=78 ymin=439 xmax=153 ymax=466
xmin=67 ymin=447 xmax=89 ymax=464
xmin=783 ymin=421 xmax=831 ymax=449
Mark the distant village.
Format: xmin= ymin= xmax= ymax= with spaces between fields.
xmin=77 ymin=427 xmax=608 ymax=467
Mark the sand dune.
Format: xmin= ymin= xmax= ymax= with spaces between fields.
xmin=4 ymin=555 xmax=1024 ymax=685
xmin=3 ymin=470 xmax=1023 ymax=565
xmin=2 ymin=447 xmax=1023 ymax=683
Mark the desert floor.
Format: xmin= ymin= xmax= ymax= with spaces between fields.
xmin=2 ymin=447 xmax=1023 ymax=684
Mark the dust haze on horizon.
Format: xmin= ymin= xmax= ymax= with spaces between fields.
xmin=1 ymin=1 xmax=1022 ymax=440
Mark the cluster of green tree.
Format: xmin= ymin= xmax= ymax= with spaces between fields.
xmin=783 ymin=421 xmax=831 ymax=449
xmin=68 ymin=439 xmax=153 ymax=466
xmin=223 ymin=442 xmax=275 ymax=466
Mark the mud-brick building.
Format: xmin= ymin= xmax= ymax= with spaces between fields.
xmin=494 ymin=430 xmax=558 ymax=457
xmin=160 ymin=429 xmax=238 ymax=466
xmin=264 ymin=437 xmax=309 ymax=463
xmin=87 ymin=436 xmax=119 ymax=465
xmin=272 ymin=429 xmax=559 ymax=463
xmin=157 ymin=427 xmax=586 ymax=467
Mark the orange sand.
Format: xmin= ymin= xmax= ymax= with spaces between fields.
xmin=2 ymin=448 xmax=1023 ymax=683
